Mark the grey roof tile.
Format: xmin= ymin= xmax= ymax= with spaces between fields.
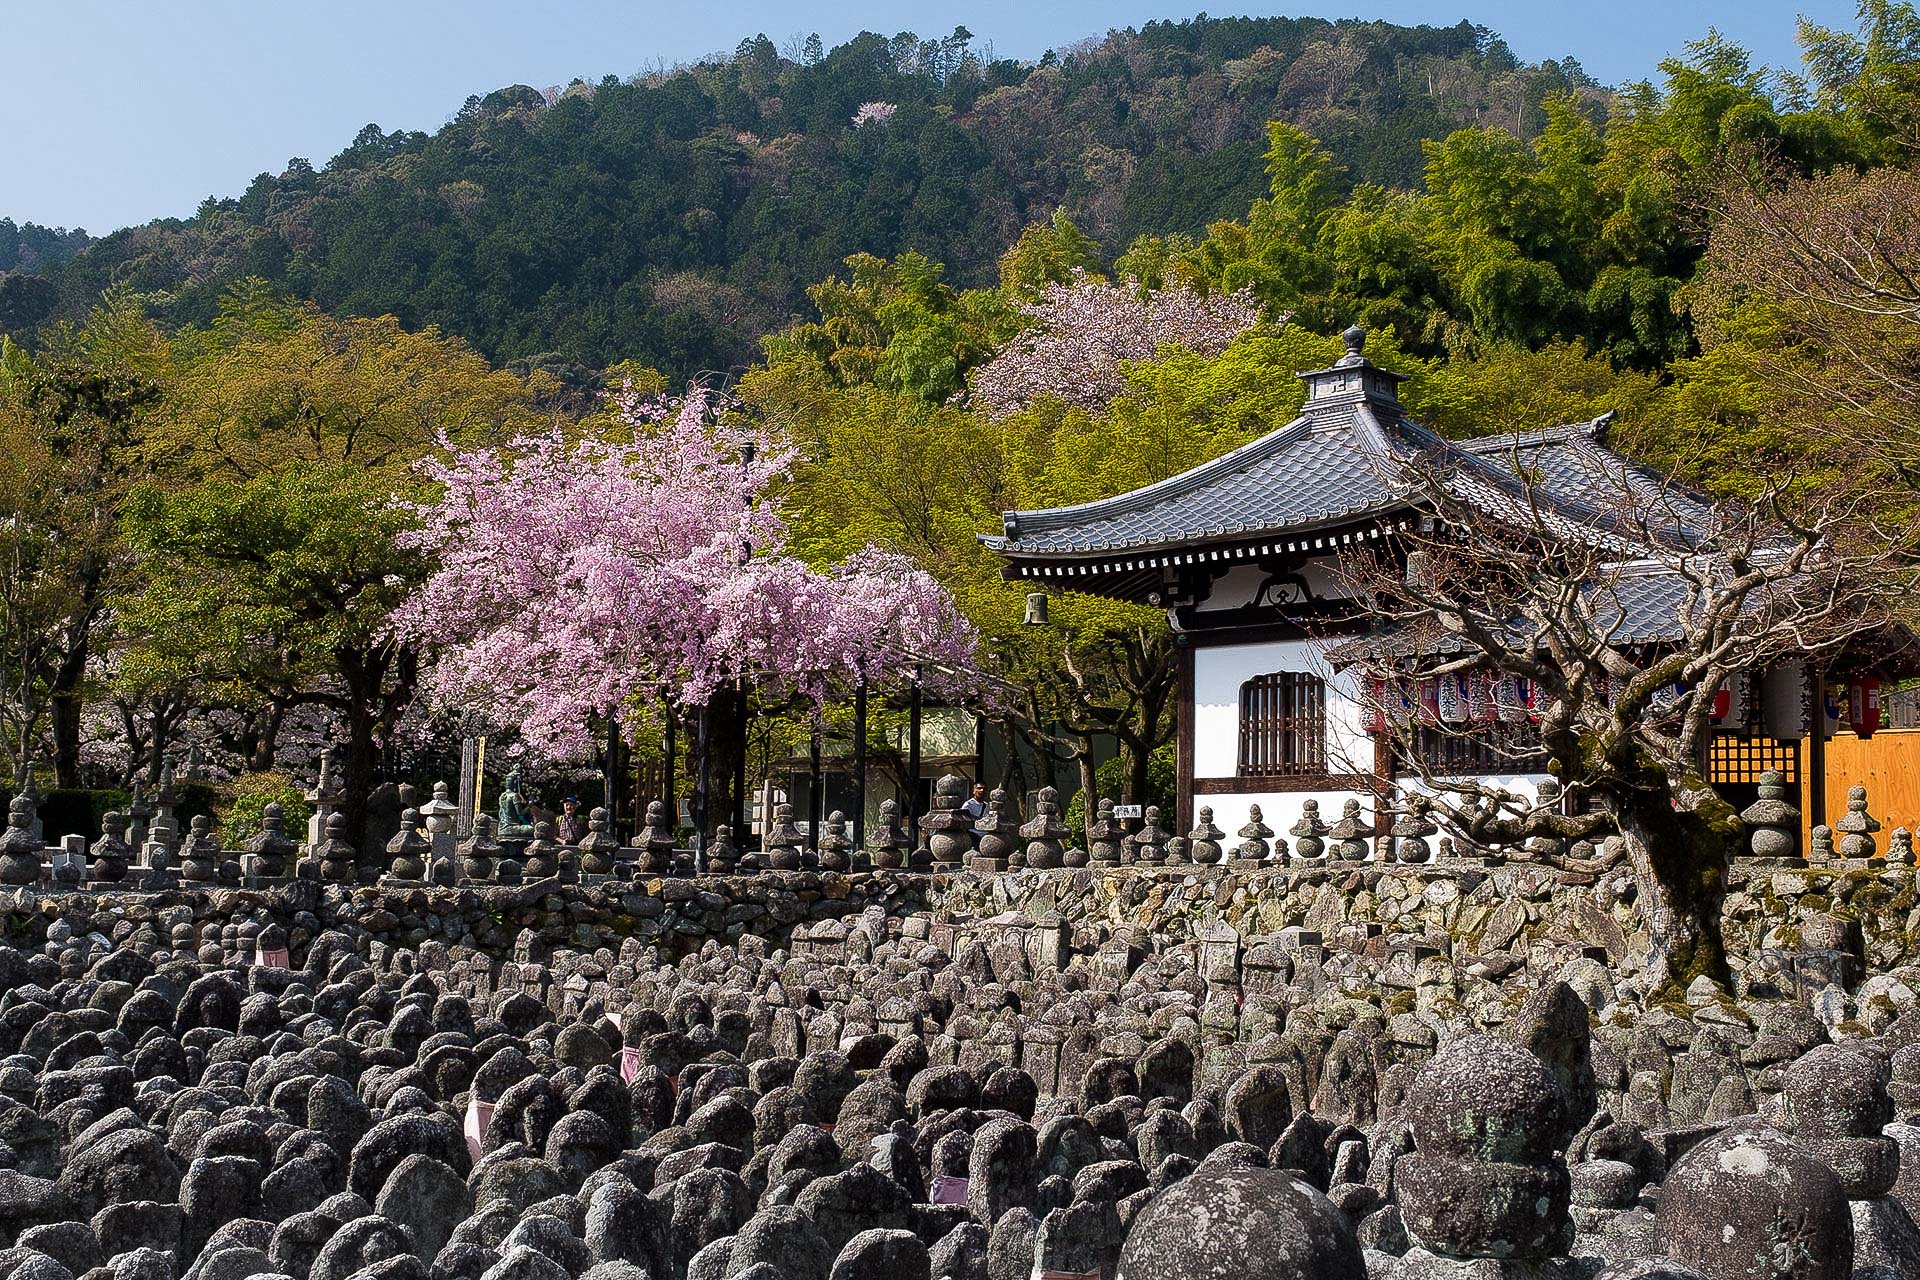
xmin=985 ymin=373 xmax=1710 ymax=563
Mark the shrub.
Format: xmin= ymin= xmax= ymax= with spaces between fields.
xmin=222 ymin=772 xmax=311 ymax=844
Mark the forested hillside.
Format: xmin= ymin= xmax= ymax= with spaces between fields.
xmin=1 ymin=16 xmax=1597 ymax=378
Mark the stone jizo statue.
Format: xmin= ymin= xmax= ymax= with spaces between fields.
xmin=497 ymin=766 xmax=535 ymax=838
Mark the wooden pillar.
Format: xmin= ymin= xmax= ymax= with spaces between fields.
xmin=1808 ymin=660 xmax=1828 ymax=831
xmin=808 ymin=725 xmax=823 ymax=854
xmin=852 ymin=681 xmax=868 ymax=848
xmin=907 ymin=675 xmax=923 ymax=833
xmin=732 ymin=678 xmax=749 ymax=836
xmin=1175 ymin=641 xmax=1195 ymax=835
xmin=662 ymin=712 xmax=677 ymax=830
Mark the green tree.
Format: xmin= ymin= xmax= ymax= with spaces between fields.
xmin=0 ymin=290 xmax=169 ymax=786
xmin=997 ymin=209 xmax=1106 ymax=296
xmin=122 ymin=463 xmax=429 ymax=841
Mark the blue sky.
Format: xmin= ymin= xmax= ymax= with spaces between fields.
xmin=4 ymin=1 xmax=1856 ymax=235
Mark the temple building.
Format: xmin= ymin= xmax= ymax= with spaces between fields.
xmin=983 ymin=326 xmax=1903 ymax=845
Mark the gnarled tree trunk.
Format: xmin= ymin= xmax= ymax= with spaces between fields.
xmin=1609 ymin=792 xmax=1734 ymax=991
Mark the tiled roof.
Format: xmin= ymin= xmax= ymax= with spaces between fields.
xmin=1457 ymin=418 xmax=1717 ymax=539
xmin=1329 ymin=562 xmax=1720 ymax=662
xmin=985 ymin=379 xmax=1705 ymax=564
xmin=979 ymin=404 xmax=1413 ymax=558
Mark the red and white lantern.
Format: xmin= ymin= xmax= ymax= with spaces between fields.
xmin=1416 ymin=678 xmax=1441 ymax=726
xmin=1850 ymin=676 xmax=1883 ymax=738
xmin=1708 ymin=681 xmax=1732 ymax=721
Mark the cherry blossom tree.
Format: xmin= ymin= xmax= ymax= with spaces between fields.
xmin=391 ymin=388 xmax=980 ymax=781
xmin=967 ymin=270 xmax=1261 ymax=418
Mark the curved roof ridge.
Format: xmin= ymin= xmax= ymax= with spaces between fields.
xmin=1458 ymin=413 xmax=1612 ymax=456
xmin=997 ymin=414 xmax=1312 ymax=539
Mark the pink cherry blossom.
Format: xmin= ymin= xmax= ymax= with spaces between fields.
xmin=968 ymin=270 xmax=1259 ymax=418
xmin=391 ymin=388 xmax=980 ymax=759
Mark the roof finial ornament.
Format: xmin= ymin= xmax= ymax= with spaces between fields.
xmin=1342 ymin=323 xmax=1366 ymax=358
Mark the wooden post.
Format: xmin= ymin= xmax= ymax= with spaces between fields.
xmin=1175 ymin=643 xmax=1195 ymax=835
xmin=907 ymin=675 xmax=923 ymax=834
xmin=1808 ymin=661 xmax=1828 ymax=831
xmin=663 ymin=711 xmax=677 ymax=831
xmin=693 ymin=703 xmax=711 ymax=851
xmin=852 ymin=681 xmax=868 ymax=848
xmin=732 ymin=678 xmax=749 ymax=838
xmin=808 ymin=725 xmax=823 ymax=854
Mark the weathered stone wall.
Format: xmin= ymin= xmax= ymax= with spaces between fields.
xmin=936 ymin=858 xmax=1920 ymax=997
xmin=1 ymin=870 xmax=943 ymax=966
xmin=8 ymin=856 xmax=1917 ymax=1001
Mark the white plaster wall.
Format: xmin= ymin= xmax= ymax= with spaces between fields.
xmin=1188 ymin=638 xmax=1557 ymax=857
xmin=1192 ymin=638 xmax=1373 ymax=778
xmin=1395 ymin=773 xmax=1549 ymax=802
xmin=1191 ymin=637 xmax=1382 ymax=853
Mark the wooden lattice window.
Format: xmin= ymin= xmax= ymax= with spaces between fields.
xmin=1708 ymin=735 xmax=1800 ymax=784
xmin=1238 ymin=673 xmax=1327 ymax=776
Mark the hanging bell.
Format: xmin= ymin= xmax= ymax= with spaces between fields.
xmin=1022 ymin=592 xmax=1050 ymax=626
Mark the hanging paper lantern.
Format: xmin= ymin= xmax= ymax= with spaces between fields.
xmin=1437 ymin=673 xmax=1468 ymax=724
xmin=1362 ymin=677 xmax=1388 ymax=734
xmin=1708 ymin=680 xmax=1732 ymax=721
xmin=1468 ymin=670 xmax=1495 ymax=724
xmin=1825 ymin=681 xmax=1847 ymax=731
xmin=1850 ymin=676 xmax=1883 ymax=738
xmin=1723 ymin=671 xmax=1749 ymax=727
xmin=1495 ymin=673 xmax=1525 ymax=723
xmin=1417 ymin=677 xmax=1441 ymax=726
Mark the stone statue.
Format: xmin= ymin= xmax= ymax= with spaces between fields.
xmin=1087 ymin=797 xmax=1124 ymax=867
xmin=1739 ymin=770 xmax=1800 ymax=861
xmin=1290 ymin=800 xmax=1329 ymax=861
xmin=1018 ymin=787 xmax=1070 ymax=870
xmin=1 ymin=794 xmax=45 ymax=886
xmin=1836 ymin=784 xmax=1881 ymax=859
xmin=706 ymin=823 xmax=739 ymax=875
xmin=1809 ymin=824 xmax=1836 ymax=864
xmin=90 ymin=811 xmax=133 ymax=884
xmin=1188 ymin=806 xmax=1225 ymax=866
xmin=1131 ymin=805 xmax=1170 ymax=866
xmin=524 ymin=819 xmax=563 ymax=878
xmin=1328 ymin=799 xmax=1374 ymax=862
xmin=867 ymin=799 xmax=908 ymax=870
xmin=577 ymin=806 xmax=619 ymax=876
xmin=818 ymin=810 xmax=854 ymax=873
xmin=386 ymin=807 xmax=429 ymax=881
xmin=1392 ymin=795 xmax=1438 ymax=864
xmin=969 ymin=788 xmax=1014 ymax=872
xmin=241 ymin=802 xmax=296 ymax=879
xmin=1522 ymin=778 xmax=1566 ymax=861
xmin=179 ymin=814 xmax=221 ymax=883
xmin=315 ymin=811 xmax=357 ymax=883
xmin=921 ymin=774 xmax=974 ymax=867
xmin=635 ymin=799 xmax=676 ymax=874
xmin=764 ymin=802 xmax=805 ymax=871
xmin=497 ymin=766 xmax=535 ymax=838
xmin=458 ymin=814 xmax=500 ymax=882
xmin=1234 ymin=804 xmax=1276 ymax=864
